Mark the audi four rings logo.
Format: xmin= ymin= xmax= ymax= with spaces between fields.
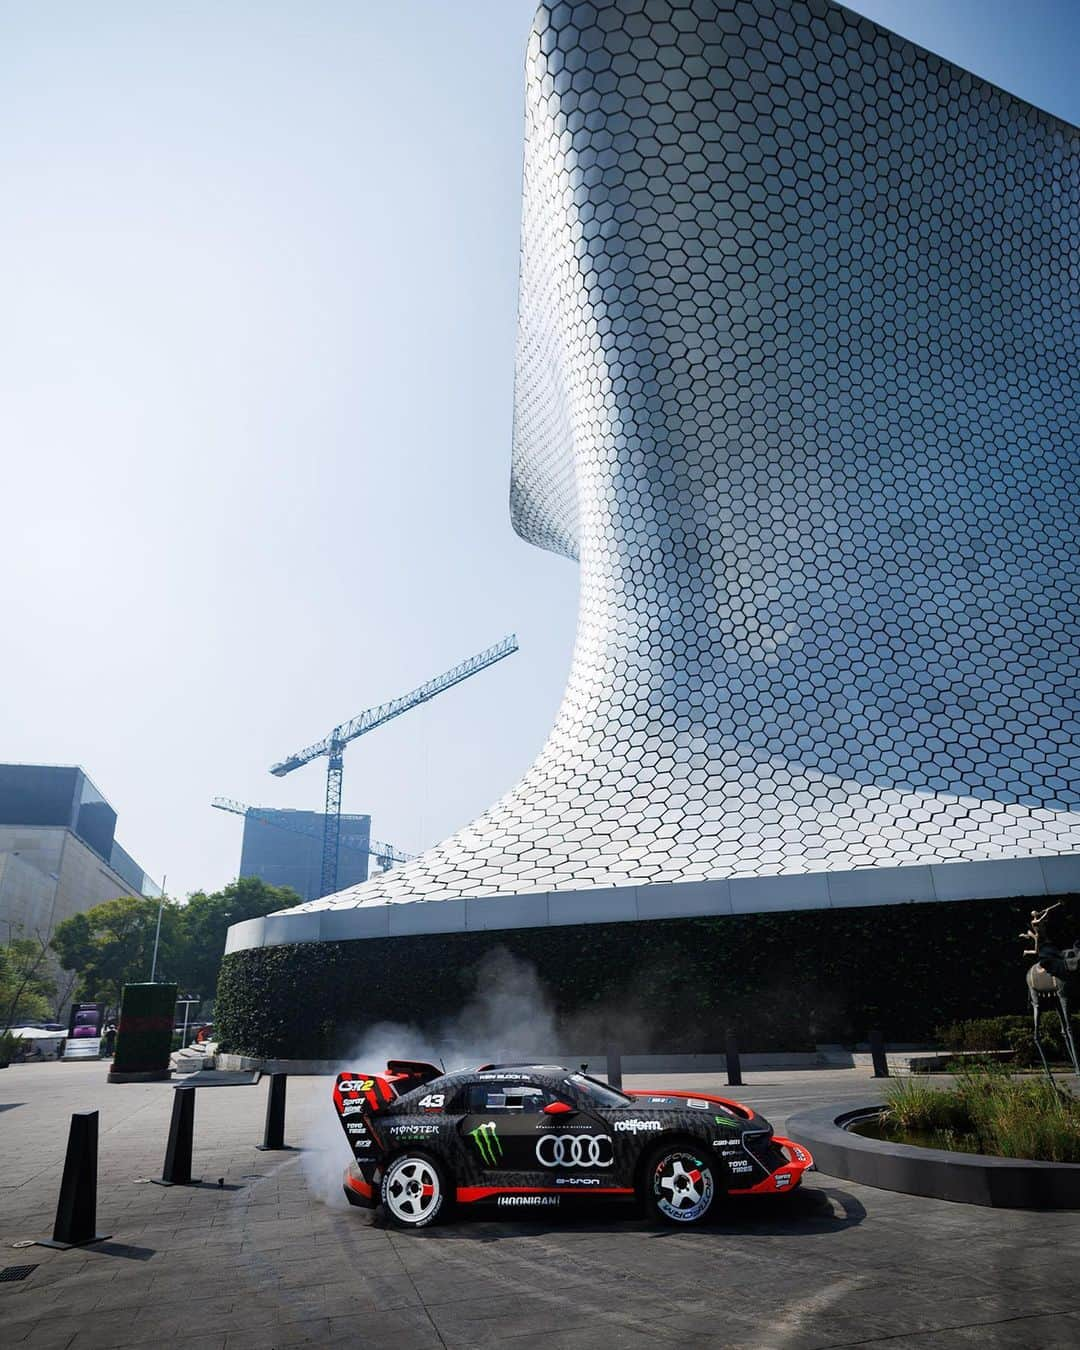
xmin=536 ymin=1134 xmax=614 ymax=1168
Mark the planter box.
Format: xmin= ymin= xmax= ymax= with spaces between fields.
xmin=789 ymin=1102 xmax=1080 ymax=1209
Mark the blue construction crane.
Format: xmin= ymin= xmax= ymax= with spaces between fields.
xmin=269 ymin=634 xmax=519 ymax=897
xmin=210 ymin=797 xmax=414 ymax=873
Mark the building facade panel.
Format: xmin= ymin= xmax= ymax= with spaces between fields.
xmin=266 ymin=0 xmax=1080 ymax=931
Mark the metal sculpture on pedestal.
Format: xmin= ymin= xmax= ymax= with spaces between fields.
xmin=1021 ymin=904 xmax=1080 ymax=1080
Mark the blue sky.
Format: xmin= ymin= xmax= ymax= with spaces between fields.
xmin=2 ymin=0 xmax=1078 ymax=901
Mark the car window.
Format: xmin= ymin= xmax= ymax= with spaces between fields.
xmin=458 ymin=1081 xmax=557 ymax=1114
xmin=567 ymin=1074 xmax=634 ymax=1108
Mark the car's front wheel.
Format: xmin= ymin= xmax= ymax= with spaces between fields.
xmin=380 ymin=1152 xmax=449 ymax=1229
xmin=642 ymin=1143 xmax=719 ymax=1226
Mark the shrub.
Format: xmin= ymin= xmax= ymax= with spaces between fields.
xmin=215 ymin=893 xmax=1079 ymax=1060
xmin=934 ymin=1013 xmax=1080 ymax=1068
xmin=0 ymin=1030 xmax=25 ymax=1064
xmin=882 ymin=1078 xmax=970 ymax=1133
xmin=883 ymin=1067 xmax=1080 ymax=1162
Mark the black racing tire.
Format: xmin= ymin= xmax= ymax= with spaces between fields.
xmin=641 ymin=1141 xmax=720 ymax=1227
xmin=379 ymin=1152 xmax=451 ymax=1229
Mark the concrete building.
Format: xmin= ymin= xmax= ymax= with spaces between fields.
xmin=0 ymin=764 xmax=159 ymax=943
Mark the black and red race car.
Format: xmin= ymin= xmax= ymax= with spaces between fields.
xmin=333 ymin=1060 xmax=813 ymax=1228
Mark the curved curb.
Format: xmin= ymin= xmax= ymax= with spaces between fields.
xmin=788 ymin=1102 xmax=1080 ymax=1209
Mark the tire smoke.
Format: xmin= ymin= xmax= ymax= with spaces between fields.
xmin=300 ymin=948 xmax=565 ymax=1208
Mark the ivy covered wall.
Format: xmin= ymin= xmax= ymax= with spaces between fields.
xmin=215 ymin=893 xmax=1077 ymax=1059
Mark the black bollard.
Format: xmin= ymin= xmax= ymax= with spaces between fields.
xmin=725 ymin=1030 xmax=743 ymax=1088
xmin=37 ymin=1111 xmax=111 ymax=1249
xmin=870 ymin=1028 xmax=890 ymax=1079
xmin=606 ymin=1046 xmax=623 ymax=1090
xmin=256 ymin=1073 xmax=289 ymax=1151
xmin=154 ymin=1085 xmax=201 ymax=1185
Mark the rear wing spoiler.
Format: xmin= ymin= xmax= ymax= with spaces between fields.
xmin=333 ymin=1061 xmax=443 ymax=1161
xmin=333 ymin=1060 xmax=442 ymax=1119
xmin=386 ymin=1059 xmax=442 ymax=1088
xmin=334 ymin=1073 xmax=398 ymax=1116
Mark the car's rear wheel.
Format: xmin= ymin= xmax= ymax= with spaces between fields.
xmin=380 ymin=1152 xmax=448 ymax=1229
xmin=642 ymin=1143 xmax=718 ymax=1226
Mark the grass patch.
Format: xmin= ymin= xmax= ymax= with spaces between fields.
xmin=880 ymin=1069 xmax=1080 ymax=1163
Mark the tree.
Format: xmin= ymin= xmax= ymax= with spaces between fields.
xmin=51 ymin=966 xmax=80 ymax=1022
xmin=175 ymin=877 xmax=300 ymax=1000
xmin=1 ymin=930 xmax=56 ymax=1028
xmin=46 ymin=879 xmax=298 ymax=1014
xmin=51 ymin=896 xmax=184 ymax=1008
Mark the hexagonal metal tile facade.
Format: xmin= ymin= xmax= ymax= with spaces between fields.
xmin=290 ymin=0 xmax=1080 ymax=916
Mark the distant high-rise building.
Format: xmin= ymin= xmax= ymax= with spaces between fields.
xmin=239 ymin=809 xmax=370 ymax=902
xmin=0 ymin=763 xmax=159 ymax=942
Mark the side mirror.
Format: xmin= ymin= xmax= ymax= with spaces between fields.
xmin=543 ymin=1101 xmax=574 ymax=1115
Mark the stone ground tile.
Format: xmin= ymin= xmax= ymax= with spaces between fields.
xmin=4 ymin=1063 xmax=1079 ymax=1347
xmin=222 ymin=1317 xmax=333 ymax=1347
xmin=123 ymin=1340 xmax=227 ymax=1350
xmin=130 ymin=1295 xmax=238 ymax=1333
xmin=839 ymin=1310 xmax=1080 ymax=1350
xmin=325 ymin=1305 xmax=450 ymax=1348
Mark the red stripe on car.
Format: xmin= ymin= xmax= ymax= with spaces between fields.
xmin=345 ymin=1172 xmax=374 ymax=1201
xmin=456 ymin=1186 xmax=635 ymax=1202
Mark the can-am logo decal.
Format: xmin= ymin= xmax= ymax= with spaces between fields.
xmin=497 ymin=1195 xmax=559 ymax=1206
xmin=468 ymin=1121 xmax=503 ymax=1165
xmin=613 ymin=1119 xmax=662 ymax=1133
xmin=536 ymin=1135 xmax=614 ymax=1168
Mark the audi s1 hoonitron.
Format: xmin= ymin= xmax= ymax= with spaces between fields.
xmin=333 ymin=1060 xmax=813 ymax=1228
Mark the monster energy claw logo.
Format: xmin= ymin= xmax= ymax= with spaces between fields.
xmin=469 ymin=1121 xmax=503 ymax=1165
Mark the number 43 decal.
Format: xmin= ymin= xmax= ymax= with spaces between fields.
xmin=418 ymin=1093 xmax=445 ymax=1110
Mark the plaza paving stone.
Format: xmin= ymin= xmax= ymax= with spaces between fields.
xmin=1 ymin=1061 xmax=1077 ymax=1347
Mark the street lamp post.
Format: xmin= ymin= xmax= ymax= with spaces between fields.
xmin=176 ymin=995 xmax=199 ymax=1049
xmin=149 ymin=874 xmax=167 ymax=983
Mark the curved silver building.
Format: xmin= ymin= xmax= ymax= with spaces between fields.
xmin=229 ymin=0 xmax=1080 ymax=954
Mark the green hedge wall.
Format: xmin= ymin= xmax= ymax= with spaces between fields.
xmin=214 ymin=893 xmax=1078 ymax=1059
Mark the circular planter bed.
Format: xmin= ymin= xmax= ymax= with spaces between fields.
xmin=788 ymin=1101 xmax=1080 ymax=1209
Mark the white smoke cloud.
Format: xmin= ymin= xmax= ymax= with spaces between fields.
xmin=299 ymin=948 xmax=565 ymax=1208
